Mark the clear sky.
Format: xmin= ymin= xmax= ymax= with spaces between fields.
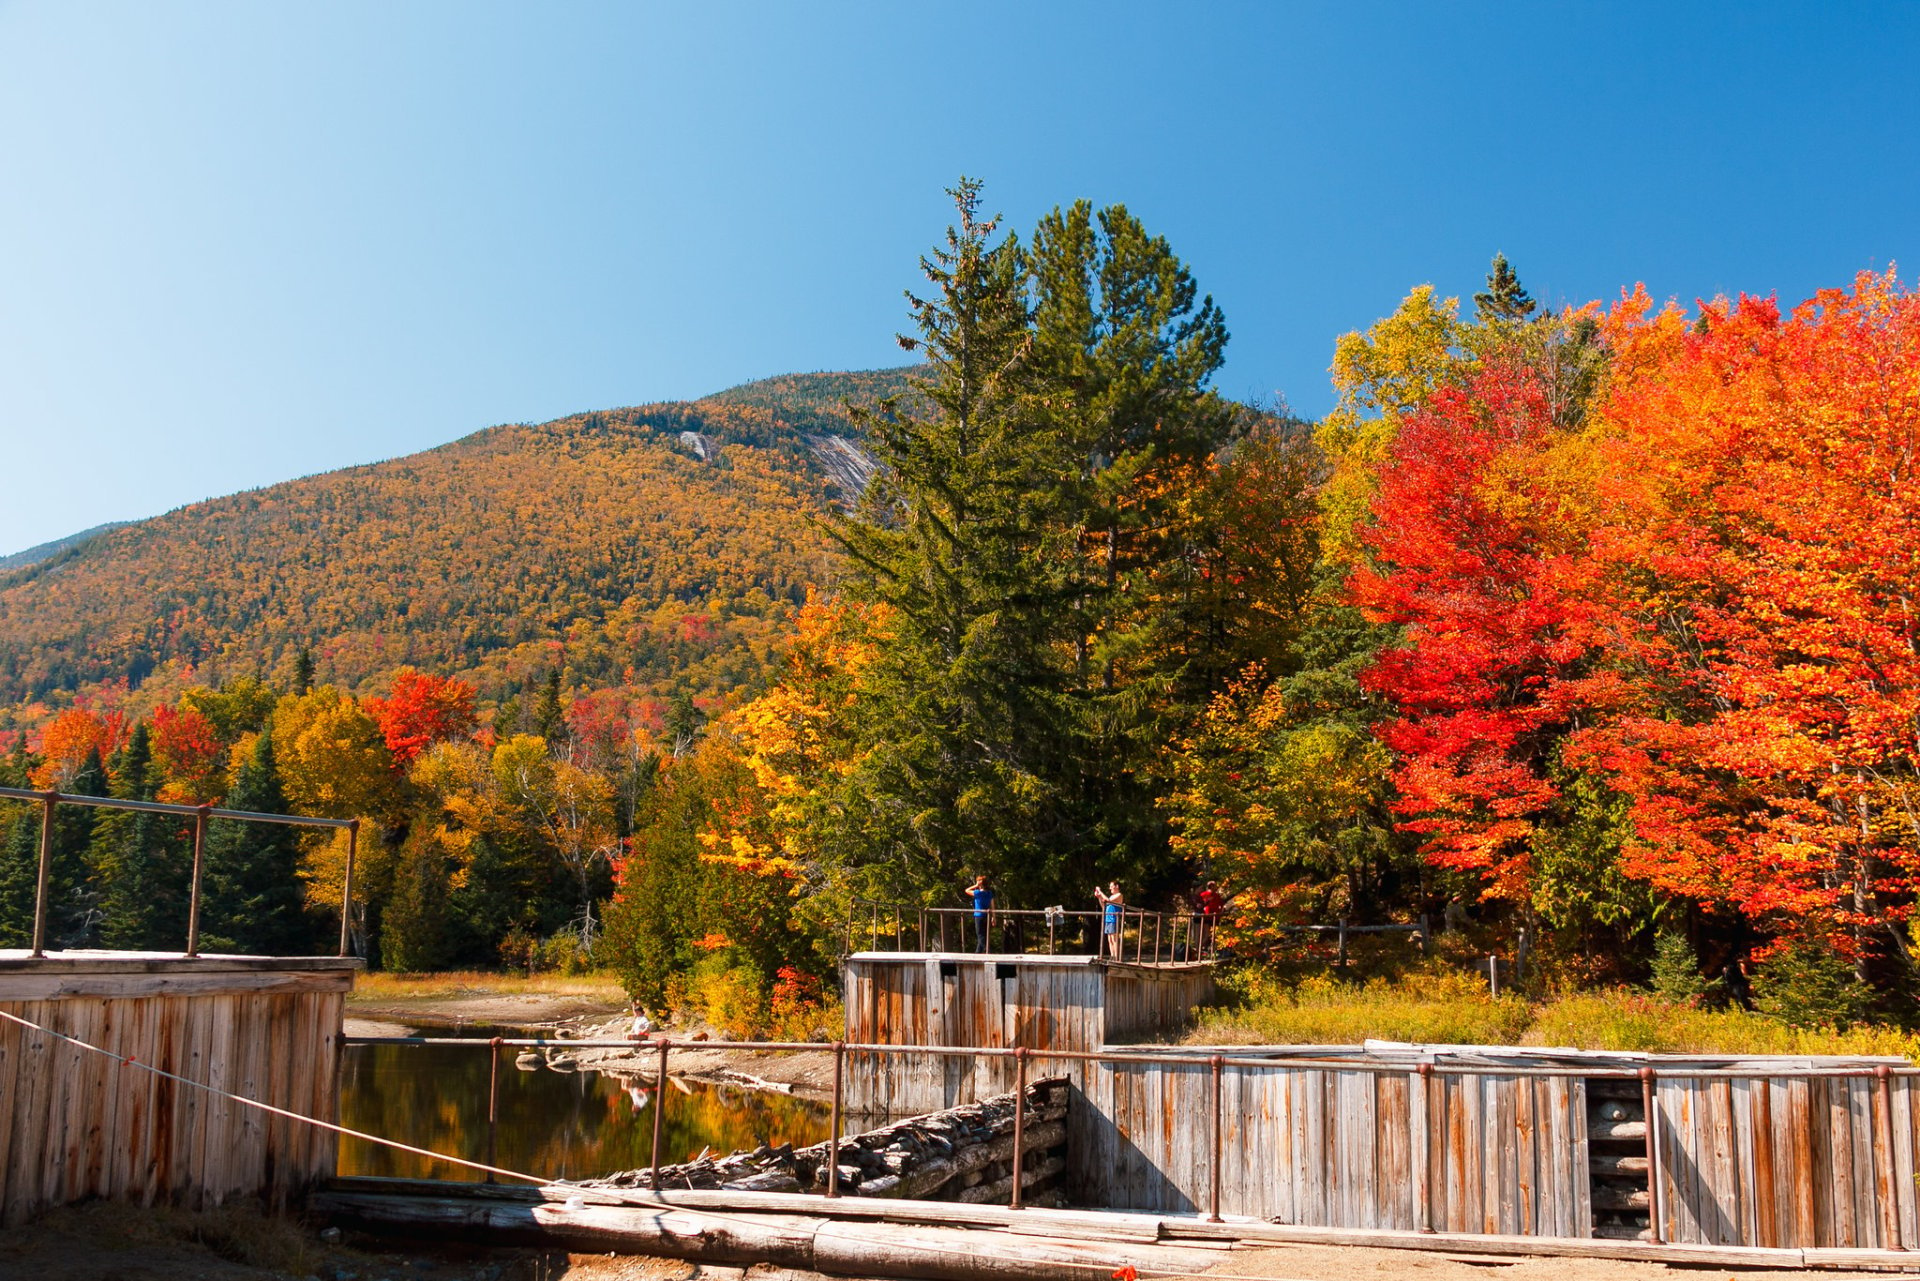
xmin=1 ymin=1 xmax=1915 ymax=555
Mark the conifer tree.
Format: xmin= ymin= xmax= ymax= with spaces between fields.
xmin=534 ymin=670 xmax=565 ymax=745
xmin=96 ymin=724 xmax=191 ymax=950
xmin=293 ymin=647 xmax=315 ymax=695
xmin=826 ymin=178 xmax=1072 ymax=901
xmin=1474 ymin=252 xmax=1537 ymax=322
xmin=380 ymin=824 xmax=452 ymax=971
xmin=1026 ymin=200 xmax=1236 ymax=890
xmin=0 ymin=747 xmax=104 ymax=947
xmin=199 ymin=731 xmax=313 ymax=955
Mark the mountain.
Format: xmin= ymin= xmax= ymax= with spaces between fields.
xmin=0 ymin=368 xmax=915 ymax=722
xmin=0 ymin=522 xmax=133 ymax=572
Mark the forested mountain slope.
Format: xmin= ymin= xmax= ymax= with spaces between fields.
xmin=0 ymin=368 xmax=914 ymax=722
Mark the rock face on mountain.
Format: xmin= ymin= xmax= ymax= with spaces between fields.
xmin=0 ymin=368 xmax=916 ymax=714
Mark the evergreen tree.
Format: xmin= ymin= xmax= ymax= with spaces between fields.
xmin=1026 ymin=199 xmax=1237 ymax=892
xmin=534 ymin=670 xmax=565 ymax=745
xmin=96 ymin=724 xmax=191 ymax=950
xmin=1473 ymin=252 xmax=1537 ymax=322
xmin=292 ymin=647 xmax=315 ymax=695
xmin=199 ymin=731 xmax=314 ymax=955
xmin=380 ymin=823 xmax=452 ymax=972
xmin=0 ymin=747 xmax=104 ymax=948
xmin=824 ymin=178 xmax=1075 ymax=902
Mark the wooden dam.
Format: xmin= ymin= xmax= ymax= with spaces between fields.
xmin=6 ymin=838 xmax=1920 ymax=1270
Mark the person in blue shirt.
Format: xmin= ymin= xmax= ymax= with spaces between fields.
xmin=967 ymin=874 xmax=995 ymax=952
xmin=1094 ymin=882 xmax=1125 ymax=959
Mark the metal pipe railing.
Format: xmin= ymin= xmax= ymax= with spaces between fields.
xmin=0 ymin=785 xmax=360 ymax=960
xmin=844 ymin=898 xmax=1222 ymax=963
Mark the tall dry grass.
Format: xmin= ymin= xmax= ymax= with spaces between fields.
xmin=1189 ymin=968 xmax=1920 ymax=1060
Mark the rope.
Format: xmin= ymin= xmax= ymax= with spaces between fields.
xmin=0 ymin=1007 xmax=544 ymax=1187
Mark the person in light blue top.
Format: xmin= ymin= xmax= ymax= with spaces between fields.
xmin=967 ymin=874 xmax=995 ymax=953
xmin=1094 ymin=881 xmax=1125 ymax=960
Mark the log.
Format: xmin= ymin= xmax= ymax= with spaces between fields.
xmin=894 ymin=1120 xmax=1067 ymax=1200
xmin=1589 ymin=1154 xmax=1649 ymax=1176
xmin=312 ymin=1189 xmax=1227 ymax=1281
xmin=1589 ymin=1120 xmax=1647 ymax=1140
xmin=1591 ymin=1185 xmax=1651 ymax=1211
xmin=952 ymin=1155 xmax=1068 ymax=1205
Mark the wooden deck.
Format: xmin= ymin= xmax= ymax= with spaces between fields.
xmin=0 ymin=950 xmax=358 ymax=1225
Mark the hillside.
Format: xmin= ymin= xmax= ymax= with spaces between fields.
xmin=0 ymin=522 xmax=131 ymax=572
xmin=0 ymin=368 xmax=917 ymax=726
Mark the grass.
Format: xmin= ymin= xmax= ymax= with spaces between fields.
xmin=1190 ymin=970 xmax=1533 ymax=1047
xmin=347 ymin=969 xmax=627 ymax=1003
xmin=1191 ymin=965 xmax=1920 ymax=1060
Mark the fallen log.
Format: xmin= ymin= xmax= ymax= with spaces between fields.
xmin=311 ymin=1188 xmax=1227 ymax=1281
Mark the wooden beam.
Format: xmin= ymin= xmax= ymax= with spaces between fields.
xmin=311 ymin=1190 xmax=1230 ymax=1281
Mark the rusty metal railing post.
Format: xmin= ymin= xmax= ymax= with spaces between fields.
xmin=485 ymin=1036 xmax=501 ymax=1182
xmin=338 ymin=818 xmax=360 ymax=957
xmin=28 ymin=791 xmax=56 ymax=958
xmin=1208 ymin=1054 xmax=1224 ymax=1222
xmin=1876 ymin=1065 xmax=1903 ymax=1248
xmin=650 ymin=1035 xmax=669 ymax=1191
xmin=1010 ymin=1047 xmax=1030 ymax=1209
xmin=1640 ymin=1066 xmax=1663 ymax=1243
xmin=827 ymin=1040 xmax=845 ymax=1198
xmin=917 ymin=907 xmax=927 ymax=952
xmin=184 ymin=804 xmax=211 ymax=957
xmin=1153 ymin=914 xmax=1162 ymax=963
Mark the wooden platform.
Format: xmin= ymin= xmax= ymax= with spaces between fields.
xmin=840 ymin=951 xmax=1214 ymax=1115
xmin=0 ymin=950 xmax=359 ymax=1224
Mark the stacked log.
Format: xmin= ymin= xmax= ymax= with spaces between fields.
xmin=580 ymin=1077 xmax=1071 ymax=1206
xmin=1587 ymin=1079 xmax=1652 ymax=1240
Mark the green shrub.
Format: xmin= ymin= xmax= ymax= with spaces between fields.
xmin=1751 ymin=938 xmax=1877 ymax=1030
xmin=1647 ymin=930 xmax=1708 ymax=1006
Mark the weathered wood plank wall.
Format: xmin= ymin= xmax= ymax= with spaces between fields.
xmin=840 ymin=955 xmax=1212 ymax=1115
xmin=0 ymin=954 xmax=357 ymax=1225
xmin=1653 ymin=1074 xmax=1920 ymax=1249
xmin=1077 ymin=1058 xmax=1589 ymax=1232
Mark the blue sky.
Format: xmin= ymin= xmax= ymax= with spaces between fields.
xmin=1 ymin=1 xmax=1915 ymax=555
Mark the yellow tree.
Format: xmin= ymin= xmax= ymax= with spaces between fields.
xmin=1317 ymin=286 xmax=1470 ymax=557
xmin=493 ymin=734 xmax=618 ymax=948
xmin=272 ymin=687 xmax=398 ymax=819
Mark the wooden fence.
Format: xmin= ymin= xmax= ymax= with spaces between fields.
xmin=0 ymin=952 xmax=358 ymax=1225
xmin=1080 ymin=1045 xmax=1920 ymax=1249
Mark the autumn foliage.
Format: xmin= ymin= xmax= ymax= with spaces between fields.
xmin=365 ymin=668 xmax=477 ymax=764
xmin=1357 ymin=271 xmax=1920 ymax=951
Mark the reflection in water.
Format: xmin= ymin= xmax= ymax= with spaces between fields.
xmin=338 ymin=1042 xmax=829 ymax=1182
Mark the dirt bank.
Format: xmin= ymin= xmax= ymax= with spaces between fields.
xmin=346 ymin=989 xmax=628 ymax=1032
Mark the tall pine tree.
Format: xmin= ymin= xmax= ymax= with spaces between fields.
xmin=826 ymin=178 xmax=1075 ymax=902
xmin=1473 ymin=253 xmax=1537 ymax=322
xmin=96 ymin=724 xmax=192 ymax=950
xmin=199 ymin=731 xmax=314 ymax=954
xmin=0 ymin=747 xmax=105 ymax=948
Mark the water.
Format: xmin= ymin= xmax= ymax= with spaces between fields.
xmin=337 ymin=1041 xmax=830 ymax=1182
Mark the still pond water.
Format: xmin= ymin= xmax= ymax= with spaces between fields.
xmin=337 ymin=1040 xmax=829 ymax=1182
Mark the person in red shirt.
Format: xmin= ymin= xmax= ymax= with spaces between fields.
xmin=1194 ymin=880 xmax=1227 ymax=958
